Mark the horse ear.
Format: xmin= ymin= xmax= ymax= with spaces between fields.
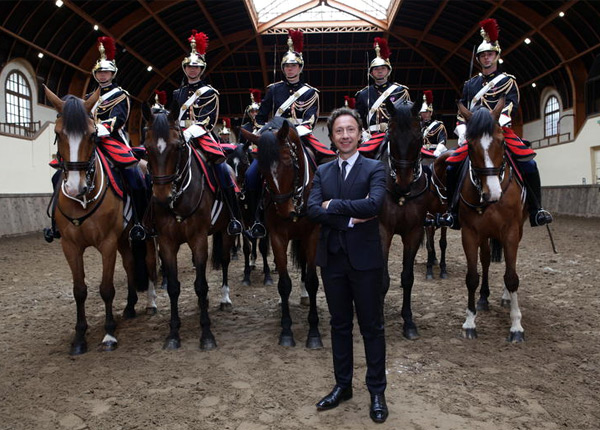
xmin=43 ymin=85 xmax=64 ymax=112
xmin=457 ymin=102 xmax=472 ymax=122
xmin=84 ymin=88 xmax=100 ymax=113
xmin=491 ymin=97 xmax=505 ymax=122
xmin=277 ymin=120 xmax=290 ymax=142
xmin=142 ymin=103 xmax=152 ymax=124
xmin=384 ymin=98 xmax=397 ymax=118
xmin=240 ymin=128 xmax=259 ymax=145
xmin=168 ymin=100 xmax=179 ymax=124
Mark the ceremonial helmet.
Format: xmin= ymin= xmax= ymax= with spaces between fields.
xmin=182 ymin=30 xmax=208 ymax=75
xmin=476 ymin=19 xmax=501 ymax=60
xmin=246 ymin=88 xmax=261 ymax=115
xmin=92 ymin=37 xmax=118 ymax=80
xmin=219 ymin=118 xmax=231 ymax=137
xmin=281 ymin=30 xmax=304 ymax=72
xmin=419 ymin=90 xmax=433 ymax=113
xmin=369 ymin=37 xmax=392 ymax=78
xmin=344 ymin=96 xmax=356 ymax=109
xmin=152 ymin=90 xmax=168 ymax=114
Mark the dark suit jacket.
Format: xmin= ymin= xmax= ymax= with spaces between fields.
xmin=307 ymin=154 xmax=386 ymax=271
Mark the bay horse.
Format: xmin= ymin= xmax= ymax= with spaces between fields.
xmin=44 ymin=86 xmax=157 ymax=355
xmin=374 ymin=100 xmax=431 ymax=340
xmin=240 ymin=118 xmax=322 ymax=348
xmin=425 ymin=152 xmax=450 ymax=280
xmin=142 ymin=104 xmax=236 ymax=350
xmin=452 ymin=100 xmax=528 ymax=342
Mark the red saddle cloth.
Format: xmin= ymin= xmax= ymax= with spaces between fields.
xmin=421 ymin=147 xmax=436 ymax=159
xmin=97 ymin=150 xmax=125 ymax=199
xmin=302 ymin=133 xmax=336 ymax=156
xmin=190 ymin=146 xmax=240 ymax=193
xmin=358 ymin=132 xmax=385 ymax=154
xmin=98 ymin=137 xmax=138 ymax=167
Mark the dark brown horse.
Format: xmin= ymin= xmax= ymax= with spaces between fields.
xmin=377 ymin=100 xmax=430 ymax=340
xmin=451 ymin=100 xmax=528 ymax=342
xmin=241 ymin=118 xmax=322 ymax=348
xmin=425 ymin=152 xmax=450 ymax=279
xmin=142 ymin=105 xmax=236 ymax=350
xmin=45 ymin=86 xmax=157 ymax=355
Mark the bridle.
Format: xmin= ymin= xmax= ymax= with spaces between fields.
xmin=385 ymin=138 xmax=429 ymax=205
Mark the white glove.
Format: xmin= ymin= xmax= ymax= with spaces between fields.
xmin=96 ymin=123 xmax=110 ymax=137
xmin=296 ymin=125 xmax=311 ymax=137
xmin=499 ymin=114 xmax=511 ymax=127
xmin=433 ymin=143 xmax=447 ymax=157
xmin=183 ymin=124 xmax=207 ymax=142
xmin=454 ymin=123 xmax=467 ymax=146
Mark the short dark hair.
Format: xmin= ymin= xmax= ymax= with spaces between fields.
xmin=327 ymin=107 xmax=363 ymax=138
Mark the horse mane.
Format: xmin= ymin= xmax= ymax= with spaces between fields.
xmin=62 ymin=96 xmax=90 ymax=136
xmin=257 ymin=117 xmax=295 ymax=172
xmin=151 ymin=112 xmax=171 ymax=143
xmin=466 ymin=106 xmax=496 ymax=141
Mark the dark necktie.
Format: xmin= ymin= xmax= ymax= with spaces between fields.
xmin=341 ymin=160 xmax=348 ymax=181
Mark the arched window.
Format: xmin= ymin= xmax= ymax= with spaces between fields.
xmin=544 ymin=96 xmax=559 ymax=137
xmin=5 ymin=70 xmax=32 ymax=126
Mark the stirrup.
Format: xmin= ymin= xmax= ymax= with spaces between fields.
xmin=248 ymin=222 xmax=267 ymax=239
xmin=129 ymin=223 xmax=147 ymax=241
xmin=437 ymin=212 xmax=455 ymax=228
xmin=227 ymin=219 xmax=243 ymax=236
xmin=530 ymin=209 xmax=553 ymax=227
xmin=424 ymin=216 xmax=436 ymax=227
xmin=43 ymin=227 xmax=57 ymax=243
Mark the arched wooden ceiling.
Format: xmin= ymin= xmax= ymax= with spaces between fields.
xmin=1 ymin=0 xmax=599 ymax=142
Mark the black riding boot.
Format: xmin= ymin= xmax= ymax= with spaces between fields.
xmin=129 ymin=186 xmax=150 ymax=241
xmin=43 ymin=218 xmax=61 ymax=243
xmin=523 ymin=169 xmax=553 ymax=227
xmin=222 ymin=186 xmax=243 ymax=236
xmin=438 ymin=164 xmax=460 ymax=230
xmin=244 ymin=188 xmax=266 ymax=239
xmin=43 ymin=171 xmax=62 ymax=243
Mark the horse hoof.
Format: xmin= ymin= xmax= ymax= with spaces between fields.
xmin=403 ymin=327 xmax=420 ymax=341
xmin=161 ymin=279 xmax=168 ymax=290
xmin=99 ymin=340 xmax=118 ymax=352
xmin=507 ymin=331 xmax=525 ymax=343
xmin=231 ymin=254 xmax=239 ymax=261
xmin=200 ymin=337 xmax=217 ymax=350
xmin=440 ymin=272 xmax=448 ymax=279
xmin=300 ymin=297 xmax=310 ymax=307
xmin=123 ymin=308 xmax=137 ymax=319
xmin=500 ymin=299 xmax=511 ymax=308
xmin=145 ymin=306 xmax=157 ymax=316
xmin=264 ymin=278 xmax=274 ymax=286
xmin=163 ymin=338 xmax=181 ymax=350
xmin=306 ymin=336 xmax=323 ymax=350
xmin=462 ymin=328 xmax=478 ymax=339
xmin=279 ymin=334 xmax=296 ymax=347
xmin=242 ymin=280 xmax=251 ymax=287
xmin=219 ymin=302 xmax=233 ymax=312
xmin=69 ymin=342 xmax=87 ymax=356
xmin=476 ymin=300 xmax=490 ymax=312
xmin=426 ymin=273 xmax=433 ymax=280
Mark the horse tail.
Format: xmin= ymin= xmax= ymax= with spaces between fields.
xmin=490 ymin=238 xmax=503 ymax=263
xmin=131 ymin=240 xmax=149 ymax=291
xmin=290 ymin=239 xmax=305 ymax=271
xmin=211 ymin=231 xmax=224 ymax=270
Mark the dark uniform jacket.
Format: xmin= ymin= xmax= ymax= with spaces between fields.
xmin=256 ymin=80 xmax=319 ymax=128
xmin=355 ymin=81 xmax=410 ymax=133
xmin=173 ymin=80 xmax=219 ymax=131
xmin=421 ymin=120 xmax=447 ymax=152
xmin=89 ymin=83 xmax=131 ymax=144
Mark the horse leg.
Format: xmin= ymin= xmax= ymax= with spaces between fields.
xmin=504 ymin=238 xmax=524 ymax=343
xmin=242 ymin=235 xmax=252 ymax=286
xmin=162 ymin=243 xmax=182 ymax=350
xmin=98 ymin=239 xmax=119 ymax=352
xmin=118 ymin=235 xmax=139 ymax=320
xmin=461 ymin=231 xmax=480 ymax=339
xmin=250 ymin=237 xmax=257 ymax=270
xmin=477 ymin=240 xmax=491 ymax=312
xmin=192 ymin=238 xmax=217 ymax=350
xmin=144 ymin=238 xmax=158 ymax=315
xmin=63 ymin=242 xmax=88 ymax=355
xmin=439 ymin=227 xmax=448 ymax=279
xmin=425 ymin=226 xmax=435 ymax=280
xmin=272 ymin=237 xmax=294 ymax=346
xmin=379 ymin=227 xmax=394 ymax=321
xmin=260 ymin=237 xmax=273 ymax=286
xmin=400 ymin=230 xmax=422 ymax=340
xmin=231 ymin=234 xmax=240 ymax=260
xmin=219 ymin=233 xmax=234 ymax=312
xmin=304 ymin=234 xmax=322 ymax=349
xmin=299 ymin=261 xmax=309 ymax=306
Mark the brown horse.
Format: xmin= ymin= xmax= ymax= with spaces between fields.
xmin=44 ymin=86 xmax=157 ymax=355
xmin=142 ymin=105 xmax=236 ymax=350
xmin=241 ymin=118 xmax=322 ymax=348
xmin=425 ymin=152 xmax=450 ymax=279
xmin=376 ymin=100 xmax=430 ymax=340
xmin=451 ymin=100 xmax=528 ymax=342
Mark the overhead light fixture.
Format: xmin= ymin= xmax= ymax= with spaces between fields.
xmin=147 ymin=66 xmax=153 ymax=72
xmin=55 ymin=0 xmax=63 ymax=7
xmin=532 ymin=83 xmax=537 ymax=88
xmin=38 ymin=53 xmax=44 ymax=58
xmin=524 ymin=38 xmax=531 ymax=45
xmin=93 ymin=25 xmax=99 ymax=31
xmin=559 ymin=11 xmax=565 ymax=18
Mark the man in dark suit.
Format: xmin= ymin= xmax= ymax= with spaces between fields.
xmin=307 ymin=107 xmax=388 ymax=423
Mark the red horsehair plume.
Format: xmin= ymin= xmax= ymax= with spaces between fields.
xmin=288 ymin=30 xmax=304 ymax=53
xmin=154 ymin=90 xmax=167 ymax=106
xmin=97 ymin=37 xmax=116 ymax=61
xmin=344 ymin=96 xmax=356 ymax=109
xmin=222 ymin=118 xmax=231 ymax=128
xmin=374 ymin=37 xmax=390 ymax=59
xmin=249 ymin=88 xmax=262 ymax=103
xmin=423 ymin=90 xmax=433 ymax=104
xmin=189 ymin=30 xmax=209 ymax=55
xmin=479 ymin=18 xmax=499 ymax=43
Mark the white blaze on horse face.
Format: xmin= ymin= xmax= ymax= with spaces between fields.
xmin=480 ymin=133 xmax=502 ymax=202
xmin=65 ymin=133 xmax=84 ymax=196
xmin=270 ymin=162 xmax=280 ymax=191
xmin=157 ymin=137 xmax=167 ymax=154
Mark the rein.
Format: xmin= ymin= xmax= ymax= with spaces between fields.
xmin=460 ymin=157 xmax=513 ymax=213
xmin=385 ymin=140 xmax=429 ymax=205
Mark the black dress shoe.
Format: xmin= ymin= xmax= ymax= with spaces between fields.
xmin=315 ymin=385 xmax=353 ymax=411
xmin=369 ymin=393 xmax=388 ymax=423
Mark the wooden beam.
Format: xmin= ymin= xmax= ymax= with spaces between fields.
xmin=416 ymin=0 xmax=448 ymax=48
xmin=257 ymin=0 xmax=320 ymax=34
xmin=195 ymin=0 xmax=232 ymax=54
xmin=326 ymin=0 xmax=388 ymax=30
xmin=256 ymin=35 xmax=270 ymax=88
xmin=137 ymin=0 xmax=188 ymax=53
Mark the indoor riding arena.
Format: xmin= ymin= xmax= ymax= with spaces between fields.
xmin=1 ymin=1 xmax=599 ymax=429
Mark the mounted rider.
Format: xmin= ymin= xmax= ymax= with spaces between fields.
xmin=355 ymin=37 xmax=411 ymax=154
xmin=439 ymin=19 xmax=553 ymax=229
xmin=44 ymin=36 xmax=148 ymax=242
xmin=419 ymin=90 xmax=448 ymax=158
xmin=173 ymin=30 xmax=243 ymax=236
xmin=218 ymin=118 xmax=232 ymax=144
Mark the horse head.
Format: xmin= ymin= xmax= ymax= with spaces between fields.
xmin=142 ymin=102 xmax=184 ymax=206
xmin=226 ymin=143 xmax=251 ymax=185
xmin=385 ymin=99 xmax=423 ymax=195
xmin=240 ymin=118 xmax=304 ymax=219
xmin=458 ymin=99 xmax=505 ymax=204
xmin=45 ymin=85 xmax=99 ymax=199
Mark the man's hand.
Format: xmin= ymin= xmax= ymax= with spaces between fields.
xmin=321 ymin=200 xmax=331 ymax=209
xmin=351 ymin=216 xmax=376 ymax=224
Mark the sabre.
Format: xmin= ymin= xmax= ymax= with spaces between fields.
xmin=546 ymin=224 xmax=558 ymax=254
